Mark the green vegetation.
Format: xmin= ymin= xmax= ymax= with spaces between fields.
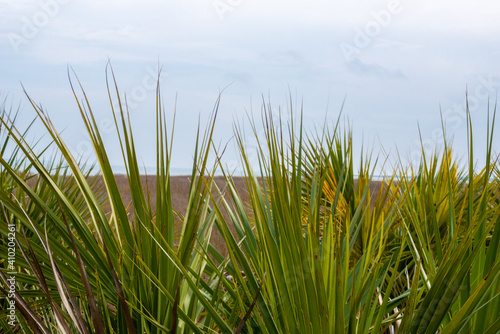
xmin=1 ymin=68 xmax=499 ymax=333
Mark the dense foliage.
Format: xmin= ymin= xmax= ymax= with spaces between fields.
xmin=1 ymin=69 xmax=499 ymax=333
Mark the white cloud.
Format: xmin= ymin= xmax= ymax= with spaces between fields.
xmin=1 ymin=0 xmax=499 ymax=172
xmin=346 ymin=58 xmax=406 ymax=79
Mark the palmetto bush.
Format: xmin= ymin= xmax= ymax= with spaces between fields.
xmin=0 ymin=69 xmax=499 ymax=333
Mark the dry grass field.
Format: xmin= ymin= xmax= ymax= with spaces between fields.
xmin=111 ymin=174 xmax=251 ymax=256
xmin=111 ymin=174 xmax=385 ymax=256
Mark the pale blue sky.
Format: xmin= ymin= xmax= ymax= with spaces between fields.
xmin=1 ymin=0 xmax=499 ymax=174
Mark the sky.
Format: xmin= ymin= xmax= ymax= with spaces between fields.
xmin=1 ymin=0 xmax=500 ymax=175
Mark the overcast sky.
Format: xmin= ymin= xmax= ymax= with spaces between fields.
xmin=1 ymin=0 xmax=500 ymax=175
